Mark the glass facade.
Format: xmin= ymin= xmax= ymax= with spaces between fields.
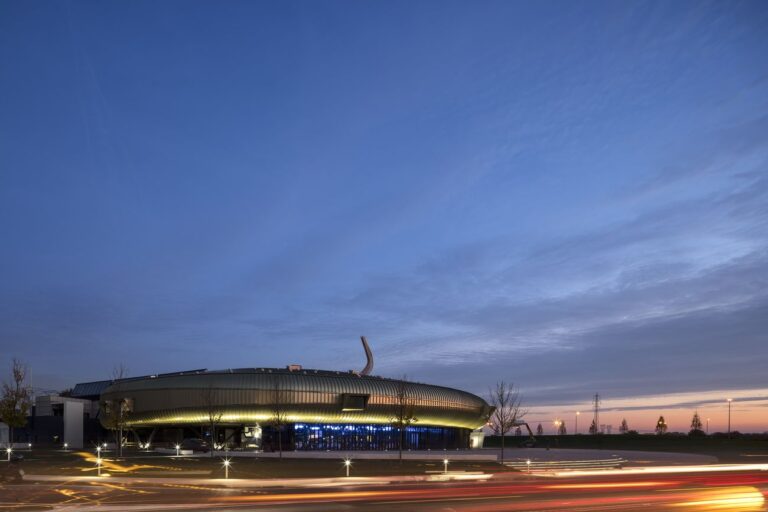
xmin=292 ymin=423 xmax=470 ymax=451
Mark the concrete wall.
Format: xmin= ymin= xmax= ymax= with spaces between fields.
xmin=35 ymin=395 xmax=98 ymax=418
xmin=35 ymin=395 xmax=56 ymax=417
xmin=470 ymin=429 xmax=485 ymax=449
xmin=63 ymin=401 xmax=84 ymax=449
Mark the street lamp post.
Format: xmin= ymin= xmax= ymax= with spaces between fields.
xmin=344 ymin=459 xmax=351 ymax=477
xmin=175 ymin=444 xmax=181 ymax=457
xmin=727 ymin=399 xmax=733 ymax=436
xmin=526 ymin=459 xmax=531 ymax=474
xmin=707 ymin=418 xmax=710 ymax=434
xmin=443 ymin=459 xmax=449 ymax=474
xmin=575 ymin=412 xmax=580 ymax=435
xmin=6 ymin=447 xmax=11 ymax=462
xmin=223 ymin=458 xmax=231 ymax=479
xmin=96 ymin=457 xmax=102 ymax=476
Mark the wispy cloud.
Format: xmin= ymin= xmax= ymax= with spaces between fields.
xmin=1 ymin=1 xmax=766 ymax=418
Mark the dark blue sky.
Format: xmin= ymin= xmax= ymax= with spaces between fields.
xmin=1 ymin=1 xmax=767 ymax=425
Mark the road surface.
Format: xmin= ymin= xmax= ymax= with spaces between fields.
xmin=1 ymin=466 xmax=766 ymax=511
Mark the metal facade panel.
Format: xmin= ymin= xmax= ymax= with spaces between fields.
xmin=100 ymin=368 xmax=492 ymax=430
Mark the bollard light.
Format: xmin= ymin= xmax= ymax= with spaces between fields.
xmin=222 ymin=458 xmax=231 ymax=479
xmin=6 ymin=447 xmax=11 ymax=462
xmin=443 ymin=458 xmax=449 ymax=474
xmin=175 ymin=444 xmax=181 ymax=457
xmin=64 ymin=442 xmax=69 ymax=451
xmin=526 ymin=459 xmax=531 ymax=474
xmin=344 ymin=458 xmax=352 ymax=477
xmin=27 ymin=443 xmax=32 ymax=451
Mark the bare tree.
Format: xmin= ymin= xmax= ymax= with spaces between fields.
xmin=690 ymin=411 xmax=703 ymax=433
xmin=619 ymin=418 xmax=629 ymax=434
xmin=201 ymin=385 xmax=223 ymax=458
xmin=390 ymin=376 xmax=418 ymax=462
xmin=487 ymin=381 xmax=525 ymax=464
xmin=269 ymin=375 xmax=289 ymax=458
xmin=0 ymin=359 xmax=33 ymax=447
xmin=101 ymin=364 xmax=130 ymax=457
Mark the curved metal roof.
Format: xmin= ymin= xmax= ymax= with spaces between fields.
xmin=100 ymin=368 xmax=492 ymax=430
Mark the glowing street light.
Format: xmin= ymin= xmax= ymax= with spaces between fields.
xmin=175 ymin=444 xmax=181 ymax=457
xmin=344 ymin=458 xmax=352 ymax=477
xmin=96 ymin=446 xmax=102 ymax=457
xmin=222 ymin=458 xmax=231 ymax=479
xmin=27 ymin=443 xmax=32 ymax=451
xmin=96 ymin=456 xmax=102 ymax=476
xmin=575 ymin=411 xmax=580 ymax=434
xmin=554 ymin=419 xmax=562 ymax=435
xmin=6 ymin=447 xmax=11 ymax=462
xmin=727 ymin=398 xmax=733 ymax=435
xmin=526 ymin=459 xmax=531 ymax=474
xmin=443 ymin=458 xmax=449 ymax=474
xmin=63 ymin=442 xmax=69 ymax=451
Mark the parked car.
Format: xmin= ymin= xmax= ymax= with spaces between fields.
xmin=180 ymin=438 xmax=210 ymax=452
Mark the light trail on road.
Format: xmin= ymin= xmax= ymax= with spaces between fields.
xmin=1 ymin=464 xmax=767 ymax=511
xmin=550 ymin=463 xmax=768 ymax=478
xmin=210 ymin=468 xmax=768 ymax=510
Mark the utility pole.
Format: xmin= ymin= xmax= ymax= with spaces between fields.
xmin=592 ymin=394 xmax=600 ymax=435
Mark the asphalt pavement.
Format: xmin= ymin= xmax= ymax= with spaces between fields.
xmin=1 ymin=464 xmax=767 ymax=511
